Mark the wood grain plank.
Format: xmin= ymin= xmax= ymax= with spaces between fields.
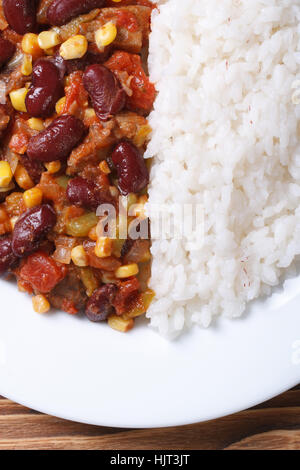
xmin=0 ymin=399 xmax=38 ymax=415
xmin=253 ymin=386 xmax=300 ymax=409
xmin=0 ymin=436 xmax=124 ymax=450
xmin=0 ymin=407 xmax=299 ymax=450
xmin=4 ymin=431 xmax=299 ymax=451
xmin=226 ymin=430 xmax=300 ymax=450
xmin=0 ymin=414 xmax=124 ymax=439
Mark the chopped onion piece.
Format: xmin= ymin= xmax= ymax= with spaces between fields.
xmin=53 ymin=236 xmax=77 ymax=265
xmin=6 ymin=150 xmax=19 ymax=175
xmin=0 ymin=181 xmax=14 ymax=192
xmin=0 ymin=81 xmax=7 ymax=104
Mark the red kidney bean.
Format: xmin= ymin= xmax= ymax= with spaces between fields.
xmin=66 ymin=177 xmax=100 ymax=210
xmin=0 ymin=37 xmax=15 ymax=69
xmin=111 ymin=140 xmax=149 ymax=195
xmin=26 ymin=88 xmax=50 ymax=118
xmin=25 ymin=59 xmax=63 ymax=118
xmin=47 ymin=0 xmax=106 ymax=26
xmin=66 ymin=176 xmax=114 ymax=210
xmin=27 ymin=115 xmax=85 ymax=163
xmin=83 ymin=65 xmax=126 ymax=121
xmin=12 ymin=204 xmax=57 ymax=257
xmin=0 ymin=236 xmax=18 ymax=275
xmin=3 ymin=0 xmax=36 ymax=35
xmin=31 ymin=59 xmax=61 ymax=86
xmin=49 ymin=54 xmax=67 ymax=81
xmin=19 ymin=154 xmax=44 ymax=184
xmin=85 ymin=284 xmax=117 ymax=322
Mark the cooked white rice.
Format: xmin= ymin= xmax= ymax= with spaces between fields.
xmin=146 ymin=0 xmax=300 ymax=337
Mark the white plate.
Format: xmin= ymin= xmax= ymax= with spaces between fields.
xmin=0 ymin=272 xmax=300 ymax=428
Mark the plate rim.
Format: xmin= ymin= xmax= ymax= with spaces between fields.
xmin=1 ymin=376 xmax=299 ymax=428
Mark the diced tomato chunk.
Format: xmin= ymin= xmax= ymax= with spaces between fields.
xmin=83 ymin=240 xmax=122 ymax=271
xmin=64 ymin=205 xmax=85 ymax=221
xmin=105 ymin=51 xmax=155 ymax=113
xmin=63 ymin=71 xmax=88 ymax=117
xmin=115 ymin=10 xmax=139 ymax=32
xmin=105 ymin=0 xmax=155 ymax=8
xmin=20 ymin=252 xmax=67 ymax=294
xmin=9 ymin=132 xmax=29 ymax=154
xmin=38 ymin=173 xmax=66 ymax=208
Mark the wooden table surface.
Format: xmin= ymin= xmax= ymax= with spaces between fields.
xmin=0 ymin=385 xmax=299 ymax=450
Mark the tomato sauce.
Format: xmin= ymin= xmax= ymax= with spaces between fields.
xmin=105 ymin=51 xmax=155 ymax=112
xmin=116 ymin=10 xmax=139 ymax=32
xmin=0 ymin=0 xmax=156 ymax=331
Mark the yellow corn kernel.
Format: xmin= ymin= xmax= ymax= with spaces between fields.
xmin=99 ymin=160 xmax=111 ymax=174
xmin=132 ymin=205 xmax=146 ymax=219
xmin=71 ymin=245 xmax=88 ymax=267
xmin=38 ymin=30 xmax=61 ymax=50
xmin=14 ymin=164 xmax=34 ymax=190
xmin=9 ymin=88 xmax=28 ymax=112
xmin=21 ymin=55 xmax=32 ymax=76
xmin=18 ymin=280 xmax=28 ymax=293
xmin=112 ymin=0 xmax=122 ymax=2
xmin=132 ymin=195 xmax=148 ymax=219
xmin=27 ymin=118 xmax=44 ymax=131
xmin=60 ymin=35 xmax=88 ymax=60
xmin=55 ymin=96 xmax=66 ymax=114
xmin=88 ymin=225 xmax=98 ymax=241
xmin=96 ymin=218 xmax=106 ymax=239
xmin=45 ymin=161 xmax=61 ymax=174
xmin=10 ymin=216 xmax=18 ymax=230
xmin=23 ymin=187 xmax=43 ymax=208
xmin=84 ymin=108 xmax=96 ymax=120
xmin=115 ymin=263 xmax=139 ymax=279
xmin=0 ymin=161 xmax=13 ymax=188
xmin=108 ymin=314 xmax=134 ymax=333
xmin=127 ymin=193 xmax=138 ymax=208
xmin=95 ymin=237 xmax=113 ymax=258
xmin=32 ymin=295 xmax=50 ymax=314
xmin=95 ymin=22 xmax=117 ymax=49
xmin=133 ymin=124 xmax=152 ymax=147
xmin=21 ymin=33 xmax=42 ymax=57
